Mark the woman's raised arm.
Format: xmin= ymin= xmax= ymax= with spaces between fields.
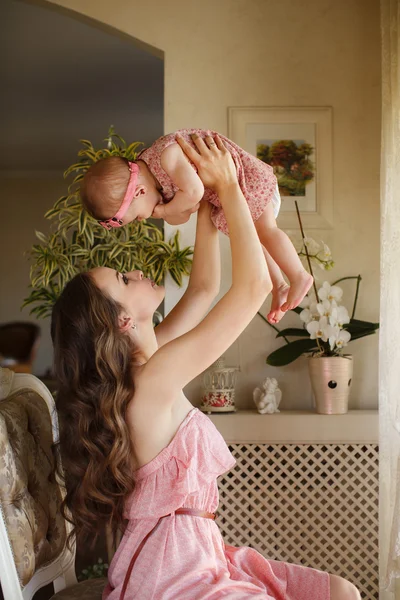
xmin=137 ymin=134 xmax=272 ymax=401
xmin=155 ymin=199 xmax=220 ymax=347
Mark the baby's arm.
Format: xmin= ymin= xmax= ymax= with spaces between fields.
xmin=153 ymin=143 xmax=204 ymax=223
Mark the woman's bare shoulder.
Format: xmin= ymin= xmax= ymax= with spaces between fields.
xmin=126 ymin=390 xmax=194 ymax=469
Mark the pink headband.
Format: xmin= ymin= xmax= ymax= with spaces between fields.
xmin=98 ymin=161 xmax=139 ymax=230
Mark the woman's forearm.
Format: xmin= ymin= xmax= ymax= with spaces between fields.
xmin=216 ymin=182 xmax=270 ymax=291
xmin=174 ymin=132 xmax=270 ymax=296
xmin=188 ymin=201 xmax=220 ymax=294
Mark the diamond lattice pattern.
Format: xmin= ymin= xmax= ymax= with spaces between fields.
xmin=217 ymin=444 xmax=378 ymax=600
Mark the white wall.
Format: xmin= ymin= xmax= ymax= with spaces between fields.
xmin=0 ymin=175 xmax=64 ymax=374
xmin=1 ymin=0 xmax=164 ymax=170
xmin=11 ymin=0 xmax=381 ymax=408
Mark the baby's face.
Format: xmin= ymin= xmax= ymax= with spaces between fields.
xmin=126 ymin=183 xmax=163 ymax=223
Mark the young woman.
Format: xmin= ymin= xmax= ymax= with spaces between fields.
xmin=52 ymin=134 xmax=360 ymax=599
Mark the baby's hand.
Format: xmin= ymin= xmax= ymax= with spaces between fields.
xmin=152 ymin=202 xmax=200 ymax=225
xmin=152 ymin=203 xmax=167 ymax=220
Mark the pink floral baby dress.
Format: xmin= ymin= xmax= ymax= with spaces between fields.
xmin=102 ymin=407 xmax=330 ymax=599
xmin=137 ymin=129 xmax=281 ymax=235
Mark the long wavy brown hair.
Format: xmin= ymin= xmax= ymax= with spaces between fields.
xmin=51 ymin=272 xmax=136 ymax=548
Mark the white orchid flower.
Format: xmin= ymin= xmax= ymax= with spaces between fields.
xmin=316 ymin=243 xmax=335 ymax=271
xmin=300 ymin=295 xmax=319 ymax=312
xmin=300 ymin=295 xmax=311 ymax=309
xmin=327 ymin=324 xmax=340 ymax=351
xmin=300 ymin=296 xmax=319 ymax=323
xmin=300 ymin=308 xmax=314 ymax=324
xmin=316 ymin=299 xmax=337 ymax=318
xmin=322 ymin=259 xmax=335 ymax=271
xmin=319 ymin=243 xmax=332 ymax=261
xmin=329 ymin=305 xmax=350 ymax=328
xmin=318 ymin=281 xmax=343 ymax=303
xmin=306 ymin=317 xmax=330 ymax=342
xmin=336 ymin=330 xmax=351 ymax=348
xmin=304 ymin=237 xmax=321 ymax=255
xmin=328 ymin=326 xmax=351 ymax=351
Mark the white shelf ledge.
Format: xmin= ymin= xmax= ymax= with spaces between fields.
xmin=206 ymin=409 xmax=378 ymax=444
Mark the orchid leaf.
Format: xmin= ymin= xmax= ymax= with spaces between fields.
xmin=346 ymin=329 xmax=377 ymax=341
xmin=276 ymin=328 xmax=309 ymax=338
xmin=267 ymin=339 xmax=319 ymax=366
xmin=347 ymin=318 xmax=379 ymax=331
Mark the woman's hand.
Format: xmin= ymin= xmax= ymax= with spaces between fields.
xmin=175 ymin=133 xmax=238 ymax=193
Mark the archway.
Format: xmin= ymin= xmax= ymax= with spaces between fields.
xmin=0 ymin=0 xmax=164 ymax=373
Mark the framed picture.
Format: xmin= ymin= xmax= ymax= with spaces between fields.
xmin=228 ymin=107 xmax=333 ymax=229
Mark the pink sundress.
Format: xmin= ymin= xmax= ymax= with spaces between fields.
xmin=102 ymin=407 xmax=330 ymax=599
xmin=137 ymin=129 xmax=280 ymax=235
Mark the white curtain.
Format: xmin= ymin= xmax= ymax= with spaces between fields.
xmin=380 ymin=0 xmax=400 ymax=596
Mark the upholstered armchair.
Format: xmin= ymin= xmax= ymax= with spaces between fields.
xmin=0 ymin=367 xmax=106 ymax=600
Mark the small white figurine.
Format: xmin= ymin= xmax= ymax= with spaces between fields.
xmin=253 ymin=377 xmax=282 ymax=414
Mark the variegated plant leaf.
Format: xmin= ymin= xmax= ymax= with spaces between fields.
xmin=23 ymin=131 xmax=193 ymax=317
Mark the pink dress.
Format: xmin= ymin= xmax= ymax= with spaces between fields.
xmin=102 ymin=407 xmax=330 ymax=600
xmin=137 ymin=129 xmax=280 ymax=235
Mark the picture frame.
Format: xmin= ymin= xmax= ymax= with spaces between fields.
xmin=228 ymin=106 xmax=333 ymax=229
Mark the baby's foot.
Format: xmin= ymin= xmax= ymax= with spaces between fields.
xmin=267 ymin=282 xmax=290 ymax=324
xmin=281 ymin=271 xmax=314 ymax=312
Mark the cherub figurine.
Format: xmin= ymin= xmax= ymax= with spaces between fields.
xmin=253 ymin=377 xmax=282 ymax=414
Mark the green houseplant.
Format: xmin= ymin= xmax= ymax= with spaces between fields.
xmin=78 ymin=557 xmax=108 ymax=582
xmin=23 ymin=129 xmax=193 ymax=318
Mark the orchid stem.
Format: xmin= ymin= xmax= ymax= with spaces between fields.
xmin=294 ymin=200 xmax=322 ymax=352
xmin=257 ymin=311 xmax=290 ymax=344
xmin=331 ymin=275 xmax=362 ymax=320
xmin=294 ymin=201 xmax=318 ymax=300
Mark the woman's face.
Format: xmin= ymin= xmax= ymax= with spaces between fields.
xmin=90 ymin=267 xmax=165 ymax=323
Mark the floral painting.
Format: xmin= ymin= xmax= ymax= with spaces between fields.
xmin=257 ymin=139 xmax=315 ymax=197
xmin=228 ymin=107 xmax=333 ymax=228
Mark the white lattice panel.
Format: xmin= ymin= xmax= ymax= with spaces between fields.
xmin=217 ymin=444 xmax=378 ymax=600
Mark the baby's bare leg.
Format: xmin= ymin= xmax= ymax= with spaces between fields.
xmin=255 ymin=203 xmax=313 ymax=312
xmin=262 ymin=247 xmax=289 ymax=324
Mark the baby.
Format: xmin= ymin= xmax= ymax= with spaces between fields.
xmin=80 ymin=129 xmax=313 ymax=323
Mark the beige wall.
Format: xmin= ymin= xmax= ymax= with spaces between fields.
xmin=0 ymin=176 xmax=65 ymax=374
xmin=10 ymin=0 xmax=381 ymax=408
